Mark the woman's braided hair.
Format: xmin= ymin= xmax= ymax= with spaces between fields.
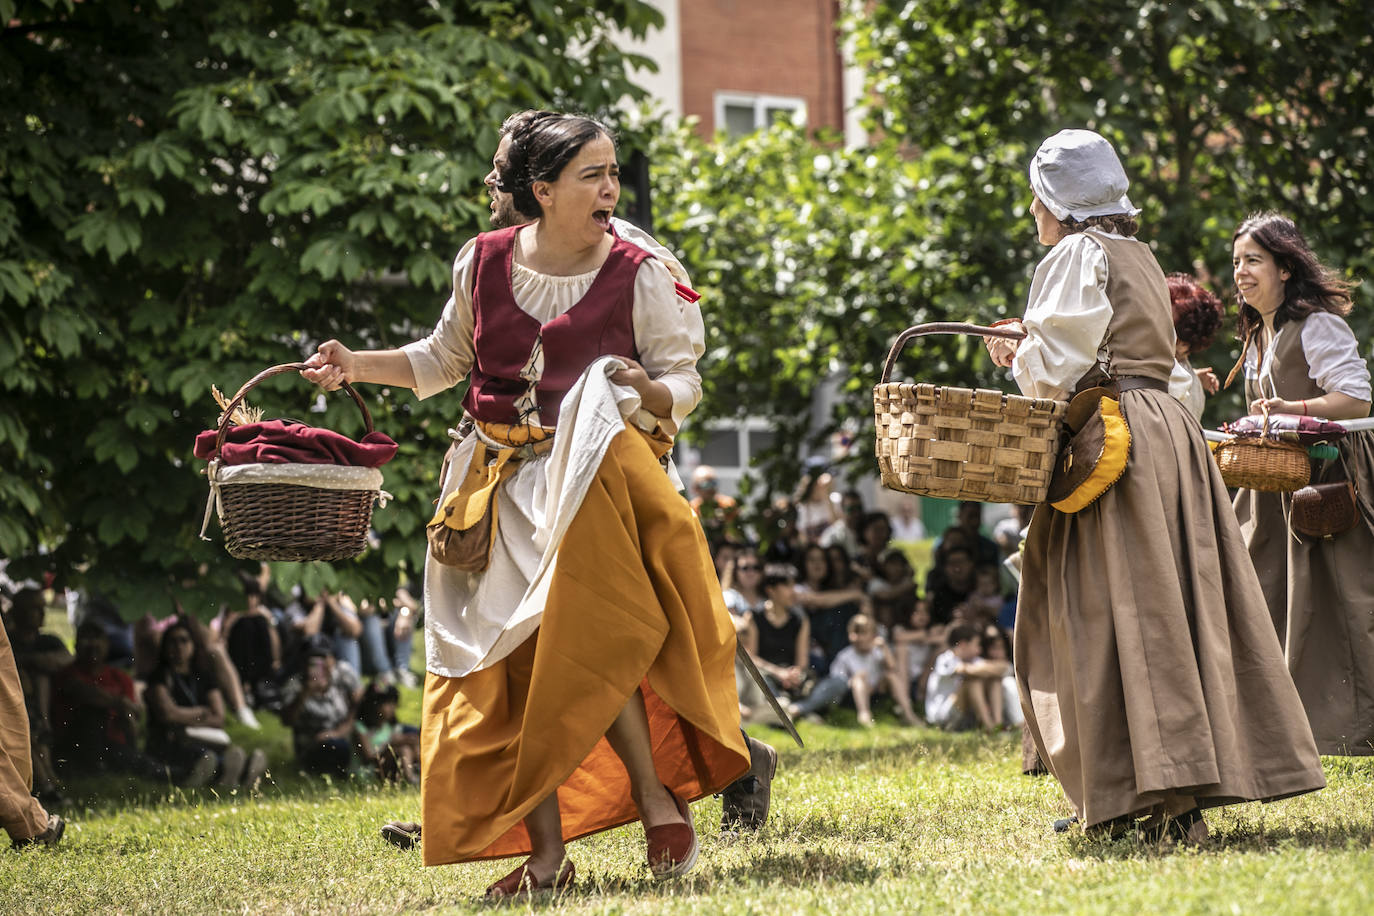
xmin=497 ymin=113 xmax=615 ymax=218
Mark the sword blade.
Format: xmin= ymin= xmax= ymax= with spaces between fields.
xmin=736 ymin=640 xmax=804 ymax=748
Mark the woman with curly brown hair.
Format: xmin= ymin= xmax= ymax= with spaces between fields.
xmin=1228 ymin=211 xmax=1374 ymax=757
xmin=1165 ymin=272 xmax=1225 ymax=421
xmin=985 ymin=130 xmax=1324 ymax=844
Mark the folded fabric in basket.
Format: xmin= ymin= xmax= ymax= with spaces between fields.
xmin=1218 ymin=414 xmax=1348 ymax=446
xmin=194 ymin=419 xmax=398 ymax=467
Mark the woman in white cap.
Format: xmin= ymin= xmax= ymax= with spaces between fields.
xmin=985 ymin=129 xmax=1325 ymax=843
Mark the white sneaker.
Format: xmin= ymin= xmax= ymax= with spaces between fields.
xmin=236 ymin=707 xmax=261 ymax=730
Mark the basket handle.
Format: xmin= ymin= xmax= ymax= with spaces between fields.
xmin=880 ymin=321 xmax=1028 ymax=385
xmin=213 ymin=362 xmax=374 ymax=457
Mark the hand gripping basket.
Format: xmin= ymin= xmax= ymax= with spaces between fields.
xmin=874 ymin=322 xmax=1067 ymax=505
xmin=1213 ymin=407 xmax=1311 ymax=492
xmin=202 ymin=362 xmax=385 ymax=562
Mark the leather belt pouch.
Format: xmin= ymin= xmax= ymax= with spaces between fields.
xmin=1046 ymin=386 xmax=1132 ymax=513
xmin=1290 ymin=480 xmax=1358 ymax=539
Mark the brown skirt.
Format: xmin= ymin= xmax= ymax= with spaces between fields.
xmin=1015 ymin=388 xmax=1325 ymax=827
xmin=418 ymin=425 xmax=749 ymax=865
xmin=1233 ymin=428 xmax=1374 ymax=755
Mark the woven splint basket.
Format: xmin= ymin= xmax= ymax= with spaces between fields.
xmin=1213 ymin=408 xmax=1311 ymax=492
xmin=205 ymin=362 xmax=383 ymax=562
xmin=874 ymin=323 xmax=1067 ymax=505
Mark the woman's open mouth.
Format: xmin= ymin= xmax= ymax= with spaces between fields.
xmin=592 ymin=209 xmax=612 ymax=231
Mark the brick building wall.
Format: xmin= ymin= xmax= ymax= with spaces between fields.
xmin=678 ymin=0 xmax=846 ymax=138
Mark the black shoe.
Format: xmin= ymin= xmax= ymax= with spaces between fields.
xmin=380 ymin=821 xmax=422 ymax=850
xmin=1052 ymin=815 xmax=1079 ymax=833
xmin=11 ymin=813 xmax=64 ymax=850
xmin=720 ymin=736 xmax=778 ymax=834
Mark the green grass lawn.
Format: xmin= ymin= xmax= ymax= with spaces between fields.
xmin=5 ymin=696 xmax=1373 ymax=915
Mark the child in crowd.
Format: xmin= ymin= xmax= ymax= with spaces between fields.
xmin=354 ymin=682 xmax=420 ymax=784
xmin=788 ymin=614 xmax=918 ymax=727
xmin=981 ymin=625 xmax=1023 ymax=728
xmin=891 ymin=603 xmax=945 ymax=712
xmin=925 ymin=624 xmax=1012 ymax=731
xmin=866 ymin=547 xmax=918 ymax=635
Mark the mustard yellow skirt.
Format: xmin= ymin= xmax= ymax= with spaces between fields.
xmin=419 ymin=425 xmax=749 ymax=865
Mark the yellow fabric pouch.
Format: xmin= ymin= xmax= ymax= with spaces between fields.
xmin=1046 ymin=386 xmax=1132 ymax=513
xmin=426 ymin=442 xmax=520 ymax=572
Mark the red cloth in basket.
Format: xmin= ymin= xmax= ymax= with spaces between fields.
xmin=194 ymin=420 xmax=398 ymax=467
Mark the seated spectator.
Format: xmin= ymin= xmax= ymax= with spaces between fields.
xmin=740 ymin=565 xmax=811 ymax=721
xmin=290 ymin=590 xmax=363 ymax=677
xmin=793 ymin=459 xmax=840 ymax=545
xmin=68 ymin=591 xmax=136 ymax=669
xmin=818 ymin=490 xmax=865 ymax=557
xmin=866 ymin=547 xmax=918 ymax=634
xmin=941 ymin=501 xmax=1001 ymax=569
xmin=950 ymin=565 xmax=1007 ymax=629
xmin=788 ymin=614 xmax=918 ymax=727
xmin=888 ymin=497 xmax=927 ymax=543
xmin=137 ymin=601 xmax=262 ymax=729
xmin=221 ymin=576 xmax=285 ymax=713
xmin=925 ymin=624 xmax=1012 ymax=731
xmin=760 ymin=496 xmax=804 ymax=567
xmin=981 ymin=625 xmax=1023 ymax=728
xmin=924 ymin=545 xmax=977 ymax=626
xmin=386 ymin=583 xmax=422 ymax=689
xmin=3 ymin=588 xmax=69 ymax=803
xmin=145 ymin=621 xmax=268 ymax=790
xmin=52 ymin=620 xmax=169 ymax=782
xmin=891 ymin=603 xmax=946 ymax=712
xmin=854 ymin=511 xmax=894 ymax=582
xmin=690 ymin=464 xmax=742 ymax=545
xmin=793 ymin=544 xmax=867 ymax=665
xmin=354 ymin=682 xmax=419 ymax=784
xmin=280 ymin=636 xmax=363 ymax=778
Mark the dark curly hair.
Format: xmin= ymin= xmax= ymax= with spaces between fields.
xmin=1225 ymin=212 xmax=1357 ymax=387
xmin=497 ymin=113 xmax=614 ymax=218
xmin=1166 ymin=273 xmax=1224 ymax=353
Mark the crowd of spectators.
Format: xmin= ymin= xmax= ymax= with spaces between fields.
xmin=701 ymin=463 xmax=1030 ymax=732
xmin=0 ymin=561 xmax=424 ymax=806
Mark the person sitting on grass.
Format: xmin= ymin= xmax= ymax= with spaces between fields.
xmin=787 ymin=614 xmax=919 ymax=727
xmin=280 ymin=635 xmax=363 ymax=779
xmin=145 ymin=621 xmax=269 ymax=791
xmin=924 ymin=624 xmax=1012 ymax=732
xmin=891 ymin=602 xmax=946 ymax=714
xmin=354 ymin=682 xmax=420 ymax=785
xmin=52 ymin=620 xmax=170 ymax=784
xmin=739 ymin=564 xmax=811 ymax=721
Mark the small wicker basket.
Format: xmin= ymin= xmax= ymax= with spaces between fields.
xmin=1214 ymin=432 xmax=1311 ymax=492
xmin=206 ymin=362 xmax=383 ymax=562
xmin=874 ymin=322 xmax=1067 ymax=505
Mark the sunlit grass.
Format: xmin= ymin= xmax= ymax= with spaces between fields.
xmin=5 ymin=702 xmax=1372 ymax=914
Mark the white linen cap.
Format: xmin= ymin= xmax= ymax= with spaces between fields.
xmin=1028 ymin=128 xmax=1141 ymax=222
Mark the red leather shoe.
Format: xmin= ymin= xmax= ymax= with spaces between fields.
xmin=645 ymin=786 xmax=698 ymax=879
xmin=483 ymin=858 xmax=575 ymax=899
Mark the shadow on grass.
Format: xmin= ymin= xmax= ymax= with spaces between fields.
xmin=1064 ymin=817 xmax=1374 ymax=861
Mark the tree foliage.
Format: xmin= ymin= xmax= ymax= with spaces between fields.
xmin=653 ymin=0 xmax=1373 ymax=509
xmin=847 ymin=0 xmax=1374 ymax=420
xmin=0 ymin=0 xmax=661 ymax=615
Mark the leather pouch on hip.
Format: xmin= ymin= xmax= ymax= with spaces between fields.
xmin=426 ymin=442 xmax=518 ymax=572
xmin=1046 ymin=386 xmax=1132 ymax=513
xmin=1290 ymin=480 xmax=1358 ymax=539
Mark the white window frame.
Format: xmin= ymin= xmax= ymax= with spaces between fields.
xmin=676 ymin=417 xmax=780 ymax=498
xmin=713 ymin=91 xmax=807 ymax=137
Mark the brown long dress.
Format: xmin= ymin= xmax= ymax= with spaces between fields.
xmin=1015 ymin=234 xmax=1326 ymax=828
xmin=1232 ymin=316 xmax=1374 ymax=756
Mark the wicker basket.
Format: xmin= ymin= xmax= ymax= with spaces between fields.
xmin=207 ymin=362 xmax=382 ymax=562
xmin=874 ymin=322 xmax=1067 ymax=505
xmin=1214 ymin=437 xmax=1311 ymax=492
